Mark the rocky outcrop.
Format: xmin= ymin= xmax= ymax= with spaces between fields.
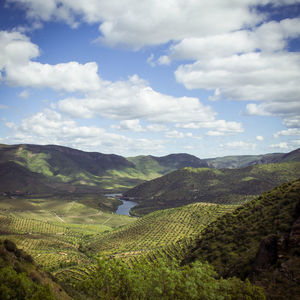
xmin=253 ymin=234 xmax=278 ymax=273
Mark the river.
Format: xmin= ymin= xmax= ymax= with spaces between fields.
xmin=115 ymin=200 xmax=137 ymax=216
xmin=104 ymin=194 xmax=137 ymax=216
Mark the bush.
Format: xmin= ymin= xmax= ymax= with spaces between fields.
xmin=78 ymin=256 xmax=265 ymax=300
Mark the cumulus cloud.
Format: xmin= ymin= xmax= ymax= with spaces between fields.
xmin=7 ymin=0 xmax=272 ymax=49
xmin=222 ymin=141 xmax=257 ymax=150
xmin=168 ymin=18 xmax=300 ymax=62
xmin=176 ymin=120 xmax=243 ymax=136
xmin=274 ymin=128 xmax=300 ymax=138
xmin=0 ymin=30 xmax=101 ymax=92
xmin=0 ymin=30 xmax=242 ymax=136
xmin=4 ymin=109 xmax=166 ymax=155
xmin=256 ymin=136 xmax=264 ymax=141
xmin=165 ymin=130 xmax=186 ymax=139
xmin=111 ymin=119 xmax=145 ymax=132
xmin=171 ymin=18 xmax=300 ymax=134
xmin=270 ymin=139 xmax=300 ymax=151
xmin=175 ymin=52 xmax=300 ymax=102
xmin=58 ymin=74 xmax=219 ymax=124
xmin=18 ymin=89 xmax=30 ymax=99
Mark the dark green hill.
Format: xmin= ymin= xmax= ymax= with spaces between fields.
xmin=204 ymin=148 xmax=300 ymax=169
xmin=0 ymin=144 xmax=208 ymax=195
xmin=0 ymin=239 xmax=70 ymax=299
xmin=125 ymin=162 xmax=300 ymax=215
xmin=183 ymin=179 xmax=300 ymax=299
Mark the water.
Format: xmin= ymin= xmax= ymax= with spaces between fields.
xmin=115 ymin=200 xmax=137 ymax=216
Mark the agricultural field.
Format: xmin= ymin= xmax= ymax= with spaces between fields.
xmin=0 ymin=195 xmax=136 ymax=276
xmin=86 ymin=202 xmax=237 ymax=259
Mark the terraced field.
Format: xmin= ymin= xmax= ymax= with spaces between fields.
xmin=0 ymin=197 xmax=241 ymax=286
xmin=87 ymin=202 xmax=237 ymax=258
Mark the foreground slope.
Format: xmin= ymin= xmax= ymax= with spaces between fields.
xmin=125 ymin=162 xmax=300 ymax=215
xmin=0 ymin=239 xmax=70 ymax=299
xmin=184 ymin=179 xmax=300 ymax=299
xmin=86 ymin=202 xmax=236 ymax=259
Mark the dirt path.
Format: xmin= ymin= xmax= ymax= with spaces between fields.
xmin=53 ymin=212 xmax=65 ymax=223
xmin=102 ymin=216 xmax=112 ymax=225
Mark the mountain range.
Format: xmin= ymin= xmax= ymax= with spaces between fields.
xmin=0 ymin=143 xmax=207 ymax=196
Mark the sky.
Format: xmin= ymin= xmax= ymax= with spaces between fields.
xmin=0 ymin=0 xmax=300 ymax=158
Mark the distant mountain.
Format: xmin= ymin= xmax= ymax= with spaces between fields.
xmin=0 ymin=144 xmax=208 ymax=195
xmin=183 ymin=179 xmax=300 ymax=299
xmin=124 ymin=161 xmax=300 ymax=215
xmin=127 ymin=153 xmax=208 ymax=176
xmin=204 ymin=148 xmax=300 ymax=169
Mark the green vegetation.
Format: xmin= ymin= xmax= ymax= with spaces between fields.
xmin=0 ymin=239 xmax=69 ymax=299
xmin=0 ymin=144 xmax=208 ymax=195
xmin=204 ymin=148 xmax=300 ymax=169
xmin=1 ymin=143 xmax=300 ymax=299
xmin=87 ymin=203 xmax=236 ymax=259
xmin=184 ymin=179 xmax=300 ymax=299
xmin=125 ymin=162 xmax=300 ymax=215
xmin=0 ymin=196 xmax=136 ymax=279
xmin=76 ymin=256 xmax=265 ymax=300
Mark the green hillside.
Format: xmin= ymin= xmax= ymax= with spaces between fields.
xmin=0 ymin=239 xmax=70 ymax=299
xmin=0 ymin=144 xmax=208 ymax=195
xmin=184 ymin=179 xmax=300 ymax=299
xmin=125 ymin=162 xmax=300 ymax=215
xmin=204 ymin=148 xmax=300 ymax=169
xmin=86 ymin=202 xmax=236 ymax=259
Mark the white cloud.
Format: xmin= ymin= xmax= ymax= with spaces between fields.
xmin=175 ymin=52 xmax=300 ymax=102
xmin=171 ymin=18 xmax=300 ymax=135
xmin=4 ymin=109 xmax=166 ymax=155
xmin=8 ymin=0 xmax=272 ymax=49
xmin=274 ymin=128 xmax=300 ymax=138
xmin=58 ymin=74 xmax=221 ymax=125
xmin=111 ymin=119 xmax=145 ymax=132
xmin=0 ymin=30 xmax=101 ymax=92
xmin=18 ymin=89 xmax=30 ymax=99
xmin=176 ymin=120 xmax=243 ymax=136
xmin=7 ymin=61 xmax=101 ymax=92
xmin=270 ymin=139 xmax=300 ymax=151
xmin=256 ymin=135 xmax=264 ymax=141
xmin=168 ymin=18 xmax=300 ymax=63
xmin=158 ymin=55 xmax=171 ymax=66
xmin=146 ymin=124 xmax=168 ymax=132
xmin=165 ymin=130 xmax=186 ymax=139
xmin=222 ymin=141 xmax=257 ymax=150
xmin=270 ymin=142 xmax=290 ymax=149
xmin=146 ymin=54 xmax=155 ymax=67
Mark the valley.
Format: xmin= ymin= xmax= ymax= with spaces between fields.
xmin=0 ymin=143 xmax=299 ymax=299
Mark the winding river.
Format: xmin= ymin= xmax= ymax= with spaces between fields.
xmin=104 ymin=194 xmax=137 ymax=216
xmin=115 ymin=200 xmax=137 ymax=216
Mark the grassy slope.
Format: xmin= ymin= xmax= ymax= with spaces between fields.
xmin=0 ymin=196 xmax=136 ymax=278
xmin=184 ymin=179 xmax=300 ymax=299
xmin=0 ymin=239 xmax=70 ymax=299
xmin=0 ymin=144 xmax=208 ymax=193
xmin=86 ymin=202 xmax=236 ymax=258
xmin=125 ymin=162 xmax=300 ymax=215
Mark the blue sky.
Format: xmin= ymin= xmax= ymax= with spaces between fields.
xmin=0 ymin=0 xmax=299 ymax=158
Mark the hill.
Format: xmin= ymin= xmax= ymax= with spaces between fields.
xmin=85 ymin=202 xmax=236 ymax=259
xmin=124 ymin=162 xmax=300 ymax=215
xmin=184 ymin=179 xmax=300 ymax=299
xmin=0 ymin=238 xmax=70 ymax=299
xmin=204 ymin=148 xmax=300 ymax=169
xmin=0 ymin=144 xmax=208 ymax=197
